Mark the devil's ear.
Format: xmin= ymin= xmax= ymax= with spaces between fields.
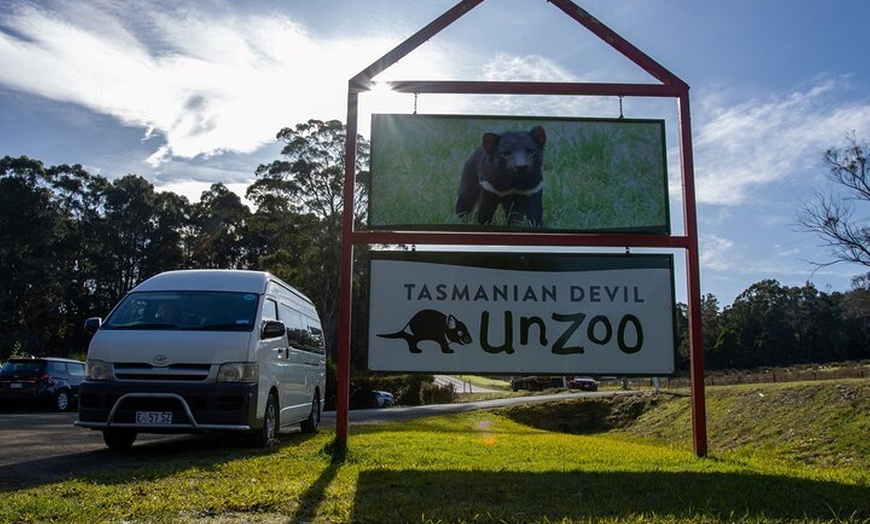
xmin=529 ymin=126 xmax=546 ymax=147
xmin=481 ymin=133 xmax=500 ymax=154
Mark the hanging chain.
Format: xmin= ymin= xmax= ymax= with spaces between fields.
xmin=414 ymin=92 xmax=419 ymax=115
xmin=621 ymin=95 xmax=628 ymax=253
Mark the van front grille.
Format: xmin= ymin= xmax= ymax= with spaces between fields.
xmin=113 ymin=363 xmax=212 ymax=381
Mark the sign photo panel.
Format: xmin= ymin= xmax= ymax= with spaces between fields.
xmin=369 ymin=114 xmax=670 ymax=234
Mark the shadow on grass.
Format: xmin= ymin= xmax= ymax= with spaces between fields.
xmin=353 ymin=469 xmax=868 ymax=523
xmin=288 ymin=437 xmax=346 ymax=524
xmin=0 ymin=431 xmax=320 ymax=492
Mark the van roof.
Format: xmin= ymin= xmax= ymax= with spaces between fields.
xmin=133 ymin=270 xmax=277 ymax=294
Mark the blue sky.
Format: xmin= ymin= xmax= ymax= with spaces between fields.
xmin=2 ymin=0 xmax=869 ymax=307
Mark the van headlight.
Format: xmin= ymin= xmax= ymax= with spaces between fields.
xmin=86 ymin=359 xmax=110 ymax=381
xmin=217 ymin=363 xmax=258 ymax=383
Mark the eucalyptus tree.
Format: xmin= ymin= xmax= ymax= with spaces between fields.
xmin=0 ymin=156 xmax=65 ymax=355
xmin=700 ymin=293 xmax=721 ymax=359
xmin=43 ymin=163 xmax=112 ymax=340
xmin=188 ymin=183 xmax=249 ymax=269
xmin=842 ymin=273 xmax=870 ymax=359
xmin=799 ymin=134 xmax=870 ymax=268
xmin=251 ymin=119 xmax=371 ymax=356
xmin=92 ymin=175 xmax=188 ymax=301
xmin=717 ymin=280 xmax=793 ymax=368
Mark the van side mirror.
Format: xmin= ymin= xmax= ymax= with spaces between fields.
xmin=261 ymin=320 xmax=286 ymax=340
xmin=83 ymin=317 xmax=102 ymax=335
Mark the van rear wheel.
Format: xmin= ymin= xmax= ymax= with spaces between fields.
xmin=300 ymin=394 xmax=320 ymax=434
xmin=103 ymin=429 xmax=137 ymax=450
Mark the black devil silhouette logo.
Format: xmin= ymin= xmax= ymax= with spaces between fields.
xmin=377 ymin=309 xmax=472 ymax=354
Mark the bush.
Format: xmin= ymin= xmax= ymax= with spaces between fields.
xmin=342 ymin=374 xmax=436 ymax=408
xmin=397 ymin=375 xmax=425 ymax=406
xmin=420 ymin=382 xmax=456 ymax=405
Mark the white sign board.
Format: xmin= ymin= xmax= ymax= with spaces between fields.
xmin=368 ymin=252 xmax=676 ymax=374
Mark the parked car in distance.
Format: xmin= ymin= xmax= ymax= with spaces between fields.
xmin=0 ymin=357 xmax=86 ymax=411
xmin=568 ymin=376 xmax=599 ymax=391
xmin=510 ymin=375 xmax=564 ymax=391
xmin=374 ymin=390 xmax=395 ymax=408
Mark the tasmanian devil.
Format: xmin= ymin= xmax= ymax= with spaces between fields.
xmin=455 ymin=126 xmax=546 ymax=226
xmin=377 ymin=309 xmax=472 ymax=354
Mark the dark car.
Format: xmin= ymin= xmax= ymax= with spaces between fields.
xmin=510 ymin=375 xmax=564 ymax=391
xmin=568 ymin=377 xmax=599 ymax=391
xmin=0 ymin=357 xmax=86 ymax=412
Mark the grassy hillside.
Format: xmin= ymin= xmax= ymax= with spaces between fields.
xmin=496 ymin=379 xmax=869 ymax=470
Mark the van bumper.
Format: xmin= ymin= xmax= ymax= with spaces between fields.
xmin=75 ymin=381 xmax=259 ymax=433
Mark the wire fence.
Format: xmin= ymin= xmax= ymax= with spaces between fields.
xmin=615 ymin=361 xmax=869 ymax=390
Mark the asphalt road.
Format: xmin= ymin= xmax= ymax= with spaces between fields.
xmin=0 ymin=391 xmax=612 ymax=490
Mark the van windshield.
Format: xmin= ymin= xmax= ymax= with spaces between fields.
xmin=103 ymin=291 xmax=260 ymax=331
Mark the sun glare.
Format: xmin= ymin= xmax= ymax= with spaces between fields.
xmin=365 ymin=81 xmax=413 ymax=114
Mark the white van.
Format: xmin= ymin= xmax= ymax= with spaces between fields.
xmin=76 ymin=270 xmax=326 ymax=450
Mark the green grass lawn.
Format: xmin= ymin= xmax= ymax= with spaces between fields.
xmin=1 ymin=380 xmax=867 ymax=523
xmin=452 ymin=375 xmax=512 ymax=390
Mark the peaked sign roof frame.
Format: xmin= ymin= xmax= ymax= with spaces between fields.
xmin=337 ymin=0 xmax=707 ymax=457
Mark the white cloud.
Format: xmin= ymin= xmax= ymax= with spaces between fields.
xmin=693 ymin=77 xmax=870 ymax=206
xmin=699 ymin=233 xmax=736 ymax=271
xmin=158 ymin=179 xmax=252 ymax=207
xmin=4 ymin=1 xmax=869 ymax=217
xmin=0 ymin=1 xmax=452 ymax=167
xmin=482 ymin=53 xmax=576 ymax=83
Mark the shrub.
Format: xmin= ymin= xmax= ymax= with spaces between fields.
xmin=421 ymin=381 xmax=456 ymax=405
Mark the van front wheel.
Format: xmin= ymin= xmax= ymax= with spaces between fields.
xmin=250 ymin=393 xmax=279 ymax=448
xmin=300 ymin=394 xmax=320 ymax=434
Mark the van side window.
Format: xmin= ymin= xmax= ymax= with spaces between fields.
xmin=277 ymin=302 xmax=324 ymax=353
xmin=278 ymin=303 xmax=307 ymax=349
xmin=306 ymin=323 xmax=325 ymax=354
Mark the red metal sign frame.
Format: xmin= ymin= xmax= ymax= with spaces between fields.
xmin=339 ymin=0 xmax=707 ymax=456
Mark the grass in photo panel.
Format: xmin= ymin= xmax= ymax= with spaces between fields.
xmin=370 ymin=116 xmax=476 ymax=226
xmin=544 ymin=120 xmax=667 ymax=230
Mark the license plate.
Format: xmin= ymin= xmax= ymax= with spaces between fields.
xmin=135 ymin=411 xmax=173 ymax=425
xmin=10 ymin=383 xmax=23 ymax=389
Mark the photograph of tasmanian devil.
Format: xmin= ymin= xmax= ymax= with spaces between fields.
xmin=455 ymin=125 xmax=547 ymax=227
